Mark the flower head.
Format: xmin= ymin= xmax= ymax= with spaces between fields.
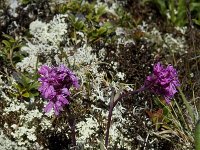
xmin=145 ymin=62 xmax=180 ymax=103
xmin=38 ymin=65 xmax=79 ymax=115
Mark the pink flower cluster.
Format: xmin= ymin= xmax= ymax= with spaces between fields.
xmin=38 ymin=65 xmax=79 ymax=115
xmin=145 ymin=62 xmax=180 ymax=103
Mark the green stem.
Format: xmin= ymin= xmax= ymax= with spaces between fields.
xmin=66 ymin=106 xmax=76 ymax=149
xmin=178 ymin=87 xmax=195 ymax=123
xmin=195 ymin=120 xmax=200 ymax=150
xmin=174 ymin=99 xmax=190 ymax=131
xmin=105 ymin=86 xmax=147 ymax=148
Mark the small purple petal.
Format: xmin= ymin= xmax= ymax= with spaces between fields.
xmin=57 ymin=95 xmax=69 ymax=104
xmin=43 ymin=85 xmax=55 ymax=99
xmin=54 ymin=106 xmax=60 ymax=116
xmin=38 ymin=65 xmax=50 ymax=76
xmin=62 ymin=88 xmax=70 ymax=96
xmin=44 ymin=101 xmax=54 ymax=113
xmin=164 ymin=96 xmax=171 ymax=104
xmin=54 ymin=101 xmax=63 ymax=115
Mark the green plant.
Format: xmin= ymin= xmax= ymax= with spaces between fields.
xmin=191 ymin=2 xmax=200 ymax=26
xmin=115 ymin=6 xmax=134 ymax=27
xmin=20 ymin=0 xmax=40 ymax=5
xmin=0 ymin=34 xmax=25 ymax=70
xmin=12 ymin=73 xmax=40 ymax=99
xmin=58 ymin=1 xmax=106 ymax=23
xmin=195 ymin=120 xmax=200 ymax=150
xmin=148 ymin=85 xmax=200 ymax=149
xmin=149 ymin=96 xmax=194 ymax=149
xmin=143 ymin=0 xmax=200 ymax=26
xmin=60 ymin=1 xmax=115 ymax=43
xmin=87 ymin=22 xmax=114 ymax=42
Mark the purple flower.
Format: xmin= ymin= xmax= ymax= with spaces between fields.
xmin=145 ymin=62 xmax=180 ymax=103
xmin=38 ymin=65 xmax=79 ymax=115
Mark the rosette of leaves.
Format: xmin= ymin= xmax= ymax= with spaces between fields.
xmin=56 ymin=1 xmax=115 ymax=42
xmin=0 ymin=34 xmax=26 ymax=72
xmin=12 ymin=73 xmax=40 ymax=99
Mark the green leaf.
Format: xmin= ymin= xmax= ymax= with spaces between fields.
xmin=29 ymin=92 xmax=39 ymax=98
xmin=193 ymin=18 xmax=200 ymax=26
xmin=154 ymin=0 xmax=167 ymax=16
xmin=13 ymin=45 xmax=21 ymax=51
xmin=2 ymin=34 xmax=15 ymax=42
xmin=96 ymin=6 xmax=106 ymax=16
xmin=29 ymin=82 xmax=40 ymax=90
xmin=74 ymin=20 xmax=85 ymax=30
xmin=163 ymin=106 xmax=170 ymax=116
xmin=190 ymin=2 xmax=200 ymax=12
xmin=178 ymin=87 xmax=195 ymax=123
xmin=195 ymin=120 xmax=200 ymax=150
xmin=22 ymin=92 xmax=30 ymax=98
xmin=14 ymin=83 xmax=23 ymax=91
xmin=2 ymin=40 xmax=11 ymax=48
xmin=169 ymin=0 xmax=175 ymax=23
xmin=21 ymin=0 xmax=31 ymax=5
xmin=86 ymin=13 xmax=93 ymax=21
xmin=21 ymin=75 xmax=32 ymax=87
xmin=97 ymin=27 xmax=107 ymax=35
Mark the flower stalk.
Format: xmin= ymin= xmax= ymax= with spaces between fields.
xmin=38 ymin=64 xmax=79 ymax=149
xmin=105 ymin=62 xmax=180 ymax=148
xmin=66 ymin=106 xmax=77 ymax=149
xmin=105 ymin=86 xmax=146 ymax=148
